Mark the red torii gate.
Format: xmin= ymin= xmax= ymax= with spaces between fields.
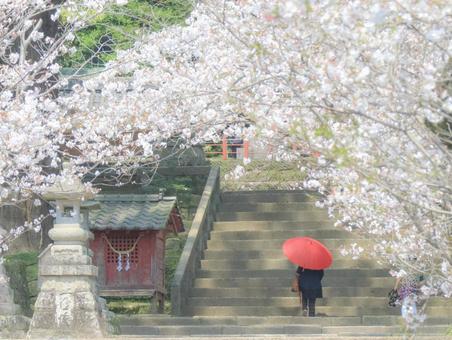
xmin=205 ymin=136 xmax=250 ymax=160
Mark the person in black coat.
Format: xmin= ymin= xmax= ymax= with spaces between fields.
xmin=296 ymin=266 xmax=324 ymax=317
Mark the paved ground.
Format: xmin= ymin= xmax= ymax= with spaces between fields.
xmin=107 ymin=336 xmax=451 ymax=340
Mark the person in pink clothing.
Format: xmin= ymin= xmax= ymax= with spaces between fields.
xmin=394 ymin=272 xmax=424 ymax=319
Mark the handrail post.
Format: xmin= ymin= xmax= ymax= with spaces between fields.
xmin=244 ymin=140 xmax=249 ymax=159
xmin=222 ymin=136 xmax=228 ymax=160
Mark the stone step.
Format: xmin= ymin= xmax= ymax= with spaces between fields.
xmin=203 ymin=249 xmax=372 ymax=260
xmin=186 ymin=305 xmax=452 ymax=317
xmin=119 ymin=324 xmax=323 ymax=336
xmin=193 ymin=277 xmax=394 ymax=288
xmin=186 ymin=305 xmax=403 ymax=317
xmin=200 ymin=259 xmax=384 ymax=270
xmin=362 ymin=315 xmax=452 ymax=326
xmin=206 ymin=238 xmax=367 ymax=250
xmin=121 ymin=324 xmax=448 ymax=336
xmin=220 ymin=202 xmax=319 ymax=213
xmin=217 ymin=211 xmax=329 ymax=222
xmin=118 ymin=315 xmax=452 ymax=328
xmin=197 ymin=269 xmax=390 ymax=278
xmin=190 ymin=287 xmax=392 ymax=298
xmin=187 ymin=297 xmax=387 ymax=308
xmin=221 ymin=191 xmax=321 ymax=202
xmin=119 ymin=315 xmax=363 ymax=327
xmin=322 ymin=325 xmax=450 ymax=336
xmin=209 ymin=229 xmax=355 ymax=240
xmin=212 ymin=220 xmax=335 ymax=231
xmin=187 ymin=296 xmax=450 ymax=308
xmin=322 ymin=325 xmax=401 ymax=336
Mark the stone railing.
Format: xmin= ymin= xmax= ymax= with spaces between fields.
xmin=171 ymin=166 xmax=220 ymax=316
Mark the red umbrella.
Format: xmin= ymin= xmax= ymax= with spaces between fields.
xmin=282 ymin=237 xmax=333 ymax=270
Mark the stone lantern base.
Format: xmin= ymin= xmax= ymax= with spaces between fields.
xmin=27 ymin=244 xmax=114 ymax=339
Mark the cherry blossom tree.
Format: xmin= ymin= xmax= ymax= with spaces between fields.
xmin=93 ymin=0 xmax=451 ymax=325
xmin=0 ymin=0 xmax=212 ymax=252
xmin=1 ymin=0 xmax=126 ymax=250
xmin=1 ymin=0 xmax=451 ymax=328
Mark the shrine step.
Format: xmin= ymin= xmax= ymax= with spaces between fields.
xmin=118 ymin=315 xmax=452 ymax=327
xmin=206 ymin=238 xmax=367 ymax=250
xmin=209 ymin=229 xmax=355 ymax=240
xmin=220 ymin=190 xmax=321 ymax=203
xmin=193 ymin=277 xmax=394 ymax=288
xmin=119 ymin=315 xmax=362 ymax=327
xmin=203 ymin=249 xmax=372 ymax=260
xmin=197 ymin=268 xmax=389 ymax=278
xmin=217 ymin=211 xmax=329 ymax=221
xmin=220 ymin=202 xmax=320 ymax=212
xmin=321 ymin=325 xmax=450 ymax=336
xmin=201 ymin=258 xmax=388 ymax=270
xmin=186 ymin=296 xmax=450 ymax=308
xmin=184 ymin=305 xmax=452 ymax=317
xmin=119 ymin=323 xmax=450 ymax=337
xmin=119 ymin=324 xmax=323 ymax=336
xmin=212 ymin=220 xmax=334 ymax=231
xmin=187 ymin=297 xmax=391 ymax=308
xmin=190 ymin=287 xmax=392 ymax=298
xmin=361 ymin=315 xmax=452 ymax=326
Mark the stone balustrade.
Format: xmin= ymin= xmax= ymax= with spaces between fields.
xmin=171 ymin=166 xmax=220 ymax=316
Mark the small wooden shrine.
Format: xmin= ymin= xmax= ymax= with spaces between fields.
xmin=88 ymin=194 xmax=184 ymax=311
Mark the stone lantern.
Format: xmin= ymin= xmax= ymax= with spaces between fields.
xmin=28 ymin=172 xmax=110 ymax=338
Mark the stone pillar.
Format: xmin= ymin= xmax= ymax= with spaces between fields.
xmin=27 ymin=175 xmax=112 ymax=339
xmin=0 ymin=228 xmax=30 ymax=338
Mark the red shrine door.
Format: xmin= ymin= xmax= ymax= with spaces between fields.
xmin=103 ymin=231 xmax=154 ymax=288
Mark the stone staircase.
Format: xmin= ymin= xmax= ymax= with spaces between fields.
xmin=119 ymin=191 xmax=451 ymax=337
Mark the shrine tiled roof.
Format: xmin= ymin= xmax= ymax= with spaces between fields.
xmin=88 ymin=194 xmax=179 ymax=231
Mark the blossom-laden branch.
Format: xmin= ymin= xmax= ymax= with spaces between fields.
xmin=90 ymin=1 xmax=451 ymax=319
xmin=1 ymin=1 xmax=451 ymax=329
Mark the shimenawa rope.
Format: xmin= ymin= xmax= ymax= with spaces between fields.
xmin=102 ymin=234 xmax=143 ymax=272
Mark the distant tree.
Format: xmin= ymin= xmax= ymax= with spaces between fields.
xmin=60 ymin=0 xmax=193 ymax=67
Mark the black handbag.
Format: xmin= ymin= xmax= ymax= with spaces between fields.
xmin=388 ymin=289 xmax=400 ymax=307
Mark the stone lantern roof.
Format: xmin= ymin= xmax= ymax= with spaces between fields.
xmin=42 ymin=174 xmax=94 ymax=201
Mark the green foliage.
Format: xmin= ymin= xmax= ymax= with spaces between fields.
xmin=107 ymin=297 xmax=152 ymax=314
xmin=209 ymin=158 xmax=306 ymax=191
xmin=204 ymin=144 xmax=223 ymax=158
xmin=314 ymin=124 xmax=333 ymax=139
xmin=108 ymin=313 xmax=121 ymax=335
xmin=4 ymin=251 xmax=38 ymax=316
xmin=425 ymin=118 xmax=452 ymax=149
xmin=164 ymin=235 xmax=186 ymax=300
xmin=61 ymin=0 xmax=193 ymax=67
xmin=251 ymin=42 xmax=266 ymax=56
xmin=447 ymin=326 xmax=452 ymax=336
xmin=331 ymin=145 xmax=352 ymax=166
